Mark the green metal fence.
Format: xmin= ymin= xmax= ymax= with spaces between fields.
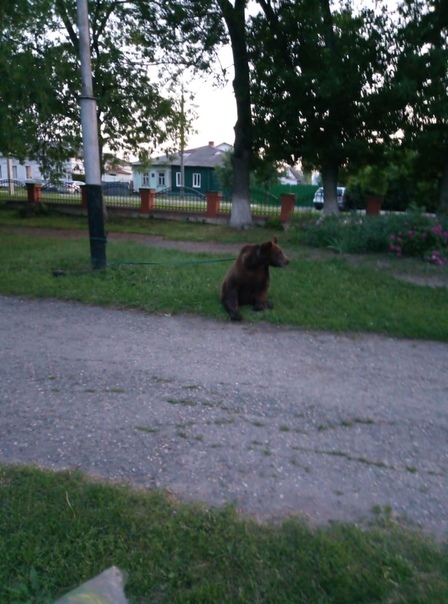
xmin=155 ymin=187 xmax=207 ymax=212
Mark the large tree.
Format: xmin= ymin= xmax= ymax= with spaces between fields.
xmin=0 ymin=0 xmax=55 ymax=161
xmin=249 ymin=0 xmax=395 ymax=214
xmin=395 ymin=0 xmax=448 ymax=214
xmin=216 ymin=0 xmax=253 ymax=227
xmin=0 ymin=0 xmax=224 ymax=177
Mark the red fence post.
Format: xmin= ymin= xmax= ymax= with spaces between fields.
xmin=366 ymin=197 xmax=383 ymax=215
xmin=280 ymin=193 xmax=295 ymax=222
xmin=81 ymin=184 xmax=88 ymax=209
xmin=206 ymin=191 xmax=222 ymax=218
xmin=26 ymin=182 xmax=42 ymax=203
xmin=139 ymin=188 xmax=156 ymax=215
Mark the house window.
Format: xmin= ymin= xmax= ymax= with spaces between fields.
xmin=192 ymin=173 xmax=201 ymax=188
xmin=12 ymin=166 xmax=18 ymax=179
xmin=142 ymin=172 xmax=149 ymax=186
xmin=26 ymin=166 xmax=32 ymax=179
xmin=158 ymin=171 xmax=165 ymax=187
xmin=0 ymin=166 xmax=2 ymax=178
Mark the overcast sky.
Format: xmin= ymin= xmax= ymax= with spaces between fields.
xmin=186 ymin=46 xmax=236 ymax=149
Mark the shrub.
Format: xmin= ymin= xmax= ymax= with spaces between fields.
xmin=388 ymin=207 xmax=448 ymax=264
xmin=290 ymin=207 xmax=448 ymax=263
xmin=290 ymin=214 xmax=391 ymax=254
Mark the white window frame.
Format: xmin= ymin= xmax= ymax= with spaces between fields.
xmin=12 ymin=166 xmax=18 ymax=179
xmin=158 ymin=171 xmax=166 ymax=187
xmin=142 ymin=172 xmax=150 ymax=186
xmin=175 ymin=171 xmax=182 ymax=187
xmin=26 ymin=166 xmax=32 ymax=179
xmin=192 ymin=173 xmax=201 ymax=188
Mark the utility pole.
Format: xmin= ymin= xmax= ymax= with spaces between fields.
xmin=76 ymin=0 xmax=106 ymax=270
xmin=180 ymin=83 xmax=185 ymax=195
xmin=7 ymin=158 xmax=14 ymax=195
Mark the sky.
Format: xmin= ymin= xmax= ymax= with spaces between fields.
xmin=184 ymin=46 xmax=237 ymax=150
xmin=186 ymin=79 xmax=236 ymax=149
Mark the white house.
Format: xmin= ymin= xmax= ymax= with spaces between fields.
xmin=280 ymin=166 xmax=305 ymax=185
xmin=0 ymin=154 xmax=83 ymax=183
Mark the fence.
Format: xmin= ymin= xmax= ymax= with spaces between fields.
xmin=3 ymin=181 xmax=308 ymax=223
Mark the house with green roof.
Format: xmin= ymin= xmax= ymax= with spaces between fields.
xmin=132 ymin=142 xmax=232 ymax=195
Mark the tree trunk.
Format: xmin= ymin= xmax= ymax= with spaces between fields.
xmin=217 ymin=0 xmax=252 ymax=227
xmin=438 ymin=147 xmax=448 ymax=215
xmin=321 ymin=160 xmax=340 ymax=215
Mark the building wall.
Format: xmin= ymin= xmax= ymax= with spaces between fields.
xmin=171 ymin=167 xmax=220 ymax=194
xmin=0 ymin=155 xmax=80 ymax=183
xmin=133 ymin=166 xmax=171 ymax=192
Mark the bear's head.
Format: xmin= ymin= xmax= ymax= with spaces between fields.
xmin=256 ymin=237 xmax=290 ymax=268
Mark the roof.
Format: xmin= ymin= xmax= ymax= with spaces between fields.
xmin=133 ymin=143 xmax=232 ymax=170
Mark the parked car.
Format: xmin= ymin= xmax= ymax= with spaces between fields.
xmin=313 ymin=186 xmax=347 ymax=210
xmin=65 ymin=181 xmax=81 ymax=193
xmin=42 ymin=181 xmax=81 ymax=193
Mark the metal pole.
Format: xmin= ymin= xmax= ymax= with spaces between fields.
xmin=180 ymin=84 xmax=185 ymax=195
xmin=7 ymin=158 xmax=14 ymax=195
xmin=76 ymin=0 xmax=106 ymax=270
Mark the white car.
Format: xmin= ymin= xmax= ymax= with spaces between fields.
xmin=313 ymin=187 xmax=347 ymax=210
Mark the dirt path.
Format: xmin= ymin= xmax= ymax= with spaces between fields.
xmin=1 ymin=293 xmax=447 ymax=539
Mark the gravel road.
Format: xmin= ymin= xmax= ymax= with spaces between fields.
xmin=1 ymin=295 xmax=447 ymax=539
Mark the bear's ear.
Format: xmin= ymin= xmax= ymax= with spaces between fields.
xmin=260 ymin=241 xmax=273 ymax=252
xmin=272 ymin=236 xmax=278 ymax=244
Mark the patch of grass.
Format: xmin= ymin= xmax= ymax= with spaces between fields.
xmin=214 ymin=418 xmax=235 ymax=425
xmin=135 ymin=426 xmax=159 ymax=434
xmin=0 ymin=229 xmax=447 ymax=340
xmin=167 ymin=398 xmax=198 ymax=406
xmin=3 ymin=465 xmax=438 ymax=604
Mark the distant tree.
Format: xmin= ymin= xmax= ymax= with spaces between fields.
xmin=215 ymin=147 xmax=281 ymax=194
xmin=0 ymin=0 xmax=224 ymax=178
xmin=214 ymin=149 xmax=234 ymax=192
xmin=249 ymin=0 xmax=396 ymax=214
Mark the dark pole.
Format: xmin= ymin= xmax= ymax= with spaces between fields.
xmin=76 ymin=0 xmax=106 ymax=270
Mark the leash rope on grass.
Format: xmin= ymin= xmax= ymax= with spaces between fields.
xmin=52 ymin=256 xmax=235 ymax=276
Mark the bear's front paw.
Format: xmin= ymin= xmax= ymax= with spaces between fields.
xmin=253 ymin=302 xmax=265 ymax=312
xmin=229 ymin=312 xmax=243 ymax=321
xmin=265 ymin=301 xmax=274 ymax=309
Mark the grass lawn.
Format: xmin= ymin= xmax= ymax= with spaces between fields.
xmin=1 ymin=206 xmax=447 ymax=602
xmin=1 ymin=464 xmax=447 ymax=603
xmin=0 ymin=229 xmax=447 ymax=341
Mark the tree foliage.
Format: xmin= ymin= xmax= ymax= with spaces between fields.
xmin=394 ymin=0 xmax=448 ymax=213
xmin=0 ymin=0 xmax=224 ymax=177
xmin=249 ymin=0 xmax=396 ymax=214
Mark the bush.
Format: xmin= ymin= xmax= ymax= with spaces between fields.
xmin=388 ymin=207 xmax=448 ymax=264
xmin=290 ymin=207 xmax=448 ymax=262
xmin=290 ymin=214 xmax=391 ymax=254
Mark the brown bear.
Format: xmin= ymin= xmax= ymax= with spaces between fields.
xmin=221 ymin=237 xmax=290 ymax=321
